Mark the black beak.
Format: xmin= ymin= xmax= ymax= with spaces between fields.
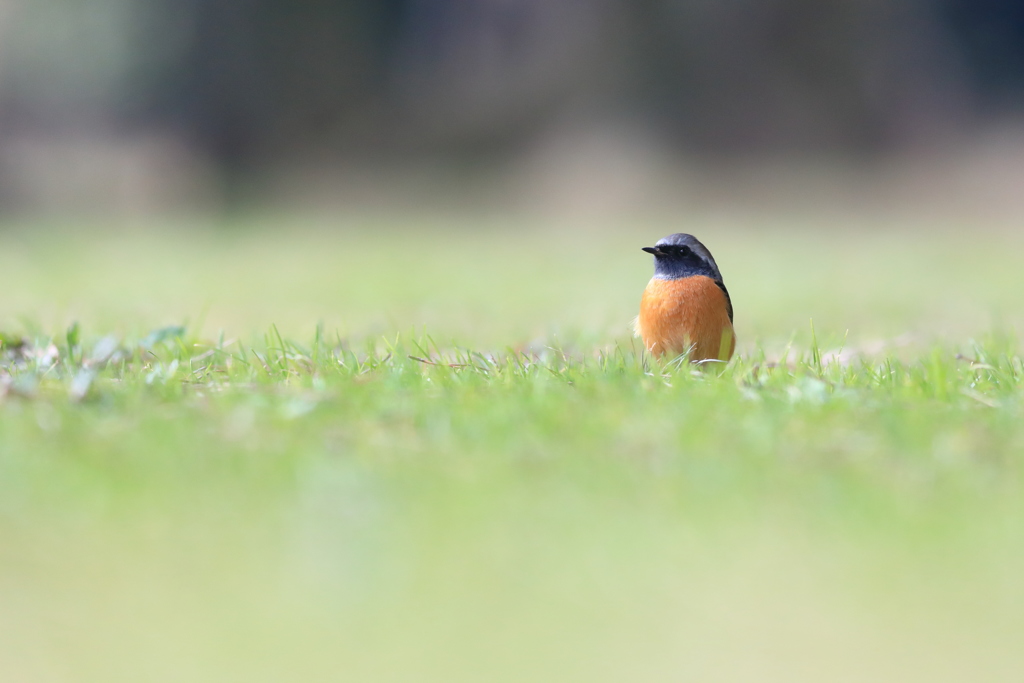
xmin=642 ymin=246 xmax=663 ymax=256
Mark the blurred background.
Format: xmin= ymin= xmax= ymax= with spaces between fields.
xmin=1 ymin=0 xmax=1024 ymax=216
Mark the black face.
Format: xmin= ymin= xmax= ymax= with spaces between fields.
xmin=642 ymin=243 xmax=719 ymax=281
xmin=642 ymin=243 xmax=697 ymax=259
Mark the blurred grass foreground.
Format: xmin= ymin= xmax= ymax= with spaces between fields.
xmin=1 ymin=212 xmax=1023 ymax=682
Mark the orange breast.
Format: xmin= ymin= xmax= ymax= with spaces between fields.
xmin=635 ymin=275 xmax=735 ymax=361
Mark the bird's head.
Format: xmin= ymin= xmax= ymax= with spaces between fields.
xmin=642 ymin=233 xmax=723 ymax=281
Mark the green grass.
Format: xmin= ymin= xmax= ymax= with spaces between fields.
xmin=1 ymin=213 xmax=1024 ymax=682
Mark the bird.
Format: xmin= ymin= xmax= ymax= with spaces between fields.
xmin=634 ymin=233 xmax=735 ymax=362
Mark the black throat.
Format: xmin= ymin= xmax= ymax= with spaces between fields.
xmin=653 ymin=252 xmax=720 ymax=281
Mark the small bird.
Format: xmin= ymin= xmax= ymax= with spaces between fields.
xmin=635 ymin=233 xmax=735 ymax=362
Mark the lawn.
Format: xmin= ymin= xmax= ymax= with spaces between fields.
xmin=1 ymin=211 xmax=1023 ymax=682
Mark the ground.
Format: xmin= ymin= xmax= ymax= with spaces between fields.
xmin=1 ymin=211 xmax=1022 ymax=682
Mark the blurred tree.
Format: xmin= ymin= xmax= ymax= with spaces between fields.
xmin=142 ymin=0 xmax=405 ymax=166
xmin=942 ymin=0 xmax=1024 ymax=105
xmin=141 ymin=0 xmax=972 ymax=160
xmin=631 ymin=0 xmax=969 ymax=152
xmin=0 ymin=0 xmax=1022 ymax=172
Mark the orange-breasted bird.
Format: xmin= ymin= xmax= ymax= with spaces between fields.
xmin=634 ymin=233 xmax=735 ymax=362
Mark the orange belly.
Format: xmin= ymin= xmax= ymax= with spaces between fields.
xmin=635 ymin=276 xmax=735 ymax=361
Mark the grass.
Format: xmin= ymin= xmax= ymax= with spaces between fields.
xmin=1 ymin=212 xmax=1023 ymax=682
